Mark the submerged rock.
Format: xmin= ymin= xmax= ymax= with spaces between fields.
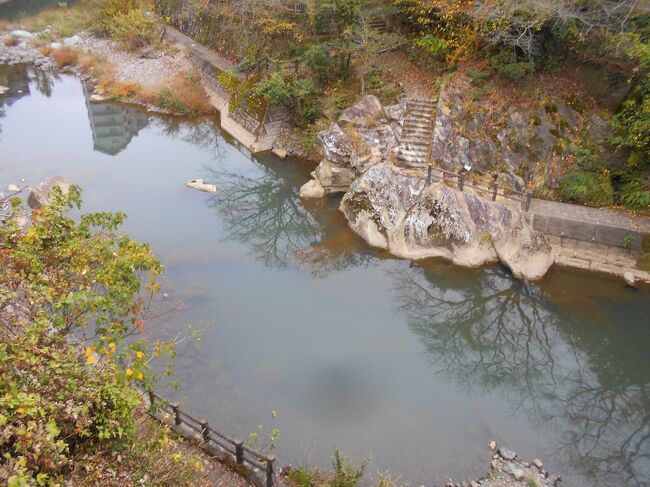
xmin=28 ymin=176 xmax=71 ymax=209
xmin=340 ymin=163 xmax=553 ymax=281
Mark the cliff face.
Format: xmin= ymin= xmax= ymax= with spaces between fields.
xmin=300 ymin=89 xmax=558 ymax=279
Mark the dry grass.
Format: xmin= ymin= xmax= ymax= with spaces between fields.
xmin=51 ymin=46 xmax=79 ymax=67
xmin=141 ymin=72 xmax=215 ymax=115
xmin=3 ymin=36 xmax=20 ymax=47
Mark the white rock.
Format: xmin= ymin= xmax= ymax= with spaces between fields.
xmin=299 ymin=179 xmax=325 ymax=199
xmin=0 ymin=85 xmax=9 ymax=96
xmin=488 ymin=440 xmax=497 ymax=451
xmin=271 ymin=147 xmax=287 ymax=159
xmin=185 ymin=179 xmax=217 ymax=193
xmin=532 ymin=458 xmax=544 ymax=469
xmin=89 ymin=94 xmax=109 ymax=102
xmin=10 ymin=30 xmax=34 ymax=39
xmin=6 ymin=184 xmax=20 ymax=192
xmin=28 ymin=176 xmax=71 ymax=209
xmin=624 ymin=271 xmax=636 ymax=287
xmin=63 ymin=35 xmax=82 ymax=46
xmin=49 ymin=41 xmax=63 ymax=50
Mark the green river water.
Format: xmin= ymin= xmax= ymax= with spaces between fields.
xmin=1 ymin=64 xmax=649 ymax=486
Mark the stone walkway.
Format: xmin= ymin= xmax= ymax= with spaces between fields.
xmin=530 ymin=198 xmax=650 ymax=282
xmin=395 ymin=98 xmax=436 ymax=168
xmin=167 ymin=27 xmax=274 ymax=153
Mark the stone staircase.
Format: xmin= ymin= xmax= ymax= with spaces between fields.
xmin=369 ymin=17 xmax=388 ymax=34
xmin=394 ymin=98 xmax=436 ymax=168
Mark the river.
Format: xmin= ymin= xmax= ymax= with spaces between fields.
xmin=1 ymin=64 xmax=649 ymax=486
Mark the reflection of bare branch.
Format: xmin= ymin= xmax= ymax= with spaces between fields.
xmin=202 ymin=156 xmax=374 ymax=274
xmin=388 ymin=265 xmax=650 ymax=485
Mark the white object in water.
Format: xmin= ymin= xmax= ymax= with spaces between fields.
xmin=0 ymin=86 xmax=9 ymax=96
xmin=186 ymin=179 xmax=217 ymax=193
xmin=6 ymin=184 xmax=20 ymax=192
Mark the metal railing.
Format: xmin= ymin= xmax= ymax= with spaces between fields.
xmin=145 ymin=389 xmax=277 ymax=487
xmin=424 ymin=165 xmax=533 ymax=211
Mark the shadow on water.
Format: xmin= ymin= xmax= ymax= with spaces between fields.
xmin=390 ymin=263 xmax=650 ymax=485
xmin=2 ymin=61 xmax=650 ymax=487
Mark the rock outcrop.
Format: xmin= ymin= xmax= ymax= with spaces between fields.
xmin=301 ymin=95 xmax=397 ymax=197
xmin=340 ymin=163 xmax=553 ymax=280
xmin=301 ymin=90 xmax=559 ymax=280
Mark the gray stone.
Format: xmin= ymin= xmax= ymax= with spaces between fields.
xmin=490 ymin=460 xmax=498 ymax=470
xmin=624 ymin=271 xmax=636 ymax=287
xmin=63 ymin=35 xmax=82 ymax=46
xmin=28 ymin=176 xmax=71 ymax=209
xmin=10 ymin=30 xmax=34 ymax=39
xmin=271 ymin=147 xmax=287 ymax=159
xmin=488 ymin=440 xmax=497 ymax=451
xmin=498 ymin=447 xmax=517 ymax=461
xmin=533 ymin=458 xmax=544 ymax=469
xmin=299 ymin=179 xmax=325 ymax=199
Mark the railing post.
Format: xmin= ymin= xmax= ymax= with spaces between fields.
xmin=458 ymin=173 xmax=464 ymax=192
xmin=525 ymin=192 xmax=532 ymax=212
xmin=171 ymin=403 xmax=182 ymax=426
xmin=266 ymin=456 xmax=275 ymax=487
xmin=492 ymin=183 xmax=498 ymax=201
xmin=200 ymin=419 xmax=210 ymax=444
xmin=427 ymin=166 xmax=432 ymax=184
xmin=294 ymin=59 xmax=299 ymax=73
xmin=234 ymin=439 xmax=244 ymax=465
xmin=147 ymin=389 xmax=155 ymax=409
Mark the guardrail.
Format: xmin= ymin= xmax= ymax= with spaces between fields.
xmin=425 ymin=165 xmax=533 ymax=211
xmin=144 ymin=389 xmax=277 ymax=487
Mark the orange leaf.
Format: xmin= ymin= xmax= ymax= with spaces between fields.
xmin=134 ymin=319 xmax=144 ymax=330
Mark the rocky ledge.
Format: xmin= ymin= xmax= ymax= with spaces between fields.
xmin=448 ymin=442 xmax=563 ymax=487
xmin=300 ymin=94 xmax=554 ymax=280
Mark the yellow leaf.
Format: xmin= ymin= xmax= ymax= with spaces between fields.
xmin=126 ymin=368 xmax=133 ymax=377
xmin=86 ymin=355 xmax=96 ymax=364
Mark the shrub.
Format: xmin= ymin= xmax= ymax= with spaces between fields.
xmin=496 ymin=61 xmax=535 ymax=80
xmin=330 ymin=449 xmax=368 ymax=487
xmin=558 ymin=168 xmax=614 ymax=206
xmin=107 ymin=7 xmax=158 ymax=50
xmin=619 ymin=179 xmax=650 ymax=210
xmin=302 ymin=43 xmax=334 ymax=84
xmin=0 ymin=187 xmax=183 ymax=484
xmin=414 ymin=34 xmax=448 ymax=59
xmin=256 ymin=72 xmax=320 ymax=126
xmin=216 ymin=70 xmax=240 ymax=94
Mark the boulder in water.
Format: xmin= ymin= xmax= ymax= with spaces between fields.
xmin=185 ymin=179 xmax=217 ymax=193
xmin=28 ymin=176 xmax=71 ymax=209
xmin=299 ymin=179 xmax=325 ymax=199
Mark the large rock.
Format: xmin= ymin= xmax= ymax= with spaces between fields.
xmin=299 ymin=179 xmax=325 ymax=199
xmin=306 ymin=95 xmax=397 ymax=195
xmin=430 ymin=74 xmax=613 ymax=191
xmin=340 ymin=163 xmax=554 ymax=280
xmin=28 ymin=176 xmax=71 ymax=209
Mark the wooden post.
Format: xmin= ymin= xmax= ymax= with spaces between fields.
xmin=427 ymin=166 xmax=432 ymax=184
xmin=234 ymin=439 xmax=244 ymax=465
xmin=525 ymin=192 xmax=532 ymax=212
xmin=458 ymin=173 xmax=465 ymax=192
xmin=147 ymin=389 xmax=155 ymax=409
xmin=294 ymin=60 xmax=299 ymax=73
xmin=171 ymin=403 xmax=182 ymax=426
xmin=266 ymin=456 xmax=275 ymax=487
xmin=200 ymin=419 xmax=210 ymax=444
xmin=492 ymin=183 xmax=498 ymax=201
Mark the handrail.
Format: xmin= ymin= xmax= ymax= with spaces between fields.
xmin=144 ymin=389 xmax=277 ymax=487
xmin=424 ymin=165 xmax=533 ymax=211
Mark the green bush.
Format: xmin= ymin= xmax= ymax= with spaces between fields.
xmin=158 ymin=87 xmax=189 ymax=114
xmin=107 ymin=7 xmax=158 ymax=49
xmin=255 ymin=72 xmax=321 ymax=126
xmin=414 ymin=34 xmax=448 ymax=59
xmin=0 ymin=187 xmax=178 ymax=484
xmin=303 ymin=44 xmax=334 ymax=84
xmin=558 ymin=168 xmax=614 ymax=206
xmin=619 ymin=179 xmax=650 ymax=210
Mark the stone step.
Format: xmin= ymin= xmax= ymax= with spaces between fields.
xmin=402 ymin=140 xmax=430 ymax=149
xmin=402 ymin=128 xmax=433 ymax=138
xmin=407 ymin=102 xmax=436 ymax=110
xmin=403 ymin=122 xmax=433 ymax=130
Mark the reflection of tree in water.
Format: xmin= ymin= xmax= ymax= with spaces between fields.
xmin=389 ymin=265 xmax=650 ymax=486
xmin=203 ymin=155 xmax=375 ymax=274
xmin=153 ymin=117 xmax=227 ymax=160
